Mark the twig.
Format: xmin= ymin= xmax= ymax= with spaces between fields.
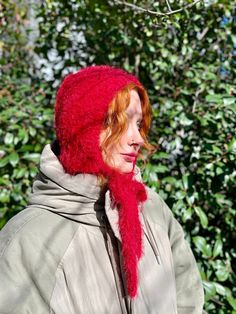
xmin=197 ymin=26 xmax=209 ymax=41
xmin=113 ymin=0 xmax=203 ymax=17
xmin=134 ymin=54 xmax=140 ymax=77
xmin=192 ymin=87 xmax=204 ymax=113
xmin=165 ymin=0 xmax=172 ymax=12
xmin=185 ymin=26 xmax=210 ymax=63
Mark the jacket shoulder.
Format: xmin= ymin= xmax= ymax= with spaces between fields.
xmin=143 ymin=186 xmax=205 ymax=311
xmin=0 ymin=207 xmax=44 ymax=256
xmin=0 ymin=206 xmax=78 ymax=258
xmin=0 ymin=206 xmax=79 ymax=313
xmin=143 ymin=186 xmax=170 ymax=231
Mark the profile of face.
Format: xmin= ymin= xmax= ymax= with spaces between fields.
xmin=100 ymin=90 xmax=144 ymax=173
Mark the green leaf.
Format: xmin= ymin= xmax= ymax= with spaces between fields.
xmin=9 ymin=152 xmax=19 ymax=167
xmin=203 ymin=281 xmax=217 ymax=299
xmin=0 ymin=190 xmax=10 ymax=203
xmin=193 ymin=236 xmax=207 ymax=252
xmin=223 ymin=97 xmax=235 ymax=106
xmin=213 ymin=239 xmax=223 ymax=258
xmin=216 ymin=262 xmax=229 ymax=282
xmin=183 ymin=207 xmax=193 ymax=222
xmin=14 ymin=167 xmax=27 ymax=179
xmin=182 ymin=174 xmax=188 ymax=190
xmin=175 ymin=190 xmax=186 ymax=199
xmin=178 ymin=113 xmax=193 ymax=126
xmin=214 ymin=283 xmax=226 ymax=296
xmin=212 ymin=145 xmax=222 ymax=154
xmin=185 ymin=70 xmax=194 ymax=78
xmin=0 ymin=156 xmax=9 ymax=168
xmin=162 ymin=177 xmax=177 ymax=185
xmin=186 ymin=195 xmax=195 ymax=206
xmin=22 ymin=153 xmax=40 ymax=163
xmin=227 ymin=296 xmax=236 ymax=310
xmin=205 ymin=163 xmax=213 ymax=170
xmin=18 ymin=128 xmax=29 ymax=144
xmin=205 ymin=94 xmax=222 ymax=103
xmin=203 ymin=72 xmax=217 ymax=80
xmin=194 ymin=207 xmax=208 ymax=228
xmin=216 ymin=167 xmax=223 ymax=175
xmin=227 ymin=138 xmax=236 ymax=154
xmin=152 ymin=152 xmax=169 ymax=160
xmin=29 ymin=127 xmax=37 ymax=137
xmin=193 ymin=236 xmax=212 ymax=257
xmin=4 ymin=133 xmax=14 ymax=145
xmin=172 ymin=200 xmax=185 ymax=212
xmin=155 ymin=165 xmax=168 ymax=173
xmin=149 ymin=171 xmax=158 ymax=182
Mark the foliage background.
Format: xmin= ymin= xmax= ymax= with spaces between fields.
xmin=0 ymin=0 xmax=235 ymax=312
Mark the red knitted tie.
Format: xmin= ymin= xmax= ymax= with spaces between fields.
xmin=109 ymin=173 xmax=147 ymax=298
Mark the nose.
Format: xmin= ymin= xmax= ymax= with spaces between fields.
xmin=130 ymin=127 xmax=144 ymax=147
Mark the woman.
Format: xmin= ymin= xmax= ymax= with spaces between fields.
xmin=0 ymin=65 xmax=204 ymax=313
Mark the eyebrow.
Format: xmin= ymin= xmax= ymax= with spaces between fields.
xmin=126 ymin=110 xmax=143 ymax=119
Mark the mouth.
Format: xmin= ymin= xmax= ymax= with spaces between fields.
xmin=121 ymin=153 xmax=138 ymax=162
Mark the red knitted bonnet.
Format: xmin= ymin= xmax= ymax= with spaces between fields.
xmin=55 ymin=65 xmax=148 ymax=298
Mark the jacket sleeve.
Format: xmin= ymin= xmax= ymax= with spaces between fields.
xmin=0 ymin=208 xmax=60 ymax=314
xmin=160 ymin=197 xmax=205 ymax=314
xmin=0 ymin=224 xmax=51 ymax=313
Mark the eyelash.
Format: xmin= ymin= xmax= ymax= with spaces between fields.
xmin=137 ymin=121 xmax=142 ymax=130
xmin=126 ymin=114 xmax=143 ymax=130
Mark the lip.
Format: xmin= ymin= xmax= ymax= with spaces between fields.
xmin=121 ymin=153 xmax=138 ymax=162
xmin=121 ymin=153 xmax=138 ymax=157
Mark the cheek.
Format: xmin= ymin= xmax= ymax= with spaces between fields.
xmin=118 ymin=129 xmax=130 ymax=147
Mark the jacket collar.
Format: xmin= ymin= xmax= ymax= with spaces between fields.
xmin=29 ymin=144 xmax=143 ymax=242
xmin=39 ymin=144 xmax=102 ymax=200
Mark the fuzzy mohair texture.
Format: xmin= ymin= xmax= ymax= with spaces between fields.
xmin=55 ymin=65 xmax=148 ymax=298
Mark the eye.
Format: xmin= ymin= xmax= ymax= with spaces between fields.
xmin=137 ymin=120 xmax=143 ymax=130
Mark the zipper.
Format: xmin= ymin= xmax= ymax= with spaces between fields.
xmin=117 ymin=241 xmax=133 ymax=314
xmin=101 ymin=214 xmax=129 ymax=314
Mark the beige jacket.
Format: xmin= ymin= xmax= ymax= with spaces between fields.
xmin=0 ymin=144 xmax=204 ymax=313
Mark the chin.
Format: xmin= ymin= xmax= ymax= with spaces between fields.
xmin=111 ymin=160 xmax=135 ymax=174
xmin=120 ymin=163 xmax=135 ymax=174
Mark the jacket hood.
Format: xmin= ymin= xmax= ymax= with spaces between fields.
xmin=29 ymin=144 xmax=143 ymax=230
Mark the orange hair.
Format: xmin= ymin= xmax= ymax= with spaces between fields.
xmin=100 ymin=83 xmax=153 ymax=180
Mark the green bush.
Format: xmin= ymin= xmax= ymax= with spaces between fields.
xmin=0 ymin=1 xmax=235 ymax=312
xmin=0 ymin=1 xmax=54 ymax=227
xmin=0 ymin=76 xmax=53 ymax=227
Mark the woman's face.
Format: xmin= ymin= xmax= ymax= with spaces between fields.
xmin=100 ymin=90 xmax=144 ymax=173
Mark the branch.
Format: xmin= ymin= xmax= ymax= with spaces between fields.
xmin=165 ymin=0 xmax=172 ymax=12
xmin=113 ymin=0 xmax=203 ymax=17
